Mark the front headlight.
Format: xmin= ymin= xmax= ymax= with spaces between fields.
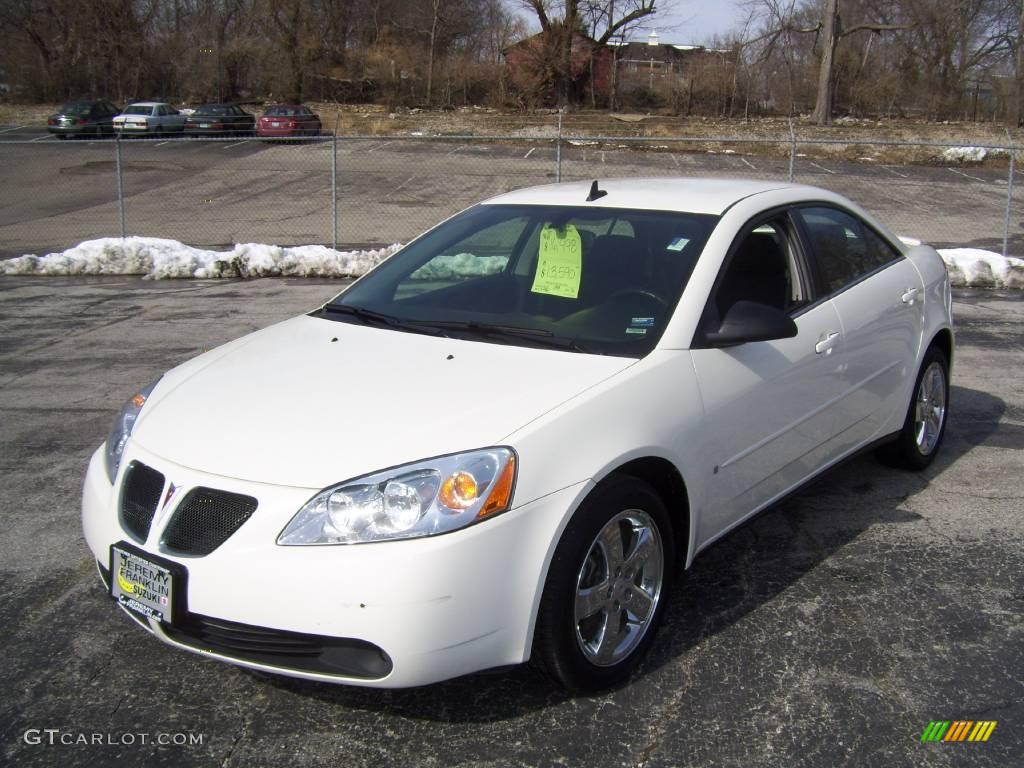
xmin=104 ymin=378 xmax=161 ymax=484
xmin=278 ymin=447 xmax=517 ymax=545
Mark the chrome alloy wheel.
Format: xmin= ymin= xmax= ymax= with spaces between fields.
xmin=914 ymin=361 xmax=947 ymax=456
xmin=573 ymin=509 xmax=664 ymax=667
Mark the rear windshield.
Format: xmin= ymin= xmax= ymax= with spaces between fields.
xmin=264 ymin=106 xmax=300 ymax=116
xmin=123 ymin=105 xmax=153 ymax=115
xmin=59 ymin=102 xmax=93 ymax=116
xmin=196 ymin=106 xmax=227 ymax=116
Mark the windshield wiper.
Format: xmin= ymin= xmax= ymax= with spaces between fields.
xmin=411 ymin=320 xmax=593 ymax=353
xmin=318 ymin=304 xmax=448 ymax=337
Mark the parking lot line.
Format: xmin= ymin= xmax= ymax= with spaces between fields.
xmin=669 ymin=154 xmax=680 ymax=166
xmin=881 ymin=165 xmax=909 ymax=178
xmin=946 ymin=167 xmax=989 ymax=183
xmin=154 ymin=141 xmax=170 ymax=147
xmin=0 ymin=125 xmax=24 ymax=134
xmin=366 ymin=141 xmax=393 ymax=153
xmin=810 ymin=161 xmax=836 ymax=175
xmin=222 ymin=140 xmax=247 ymax=149
xmin=523 ymin=148 xmax=535 ymax=159
xmin=741 ymin=158 xmax=756 ymax=170
xmin=29 ymin=135 xmax=51 ymax=142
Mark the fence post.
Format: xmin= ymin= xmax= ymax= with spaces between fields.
xmin=332 ymin=114 xmax=339 ymax=251
xmin=115 ymin=135 xmax=126 ymax=239
xmin=788 ymin=119 xmax=797 ymax=183
xmin=1004 ymin=147 xmax=1015 ymax=259
xmin=556 ymin=109 xmax=563 ymax=183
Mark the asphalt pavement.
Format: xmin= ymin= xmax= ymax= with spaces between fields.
xmin=0 ymin=277 xmax=1021 ymax=768
xmin=1 ymin=131 xmax=1021 ymax=259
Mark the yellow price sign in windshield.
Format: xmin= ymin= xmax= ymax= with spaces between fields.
xmin=531 ymin=224 xmax=582 ymax=299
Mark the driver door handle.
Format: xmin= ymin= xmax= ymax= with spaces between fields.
xmin=815 ymin=332 xmax=841 ymax=355
xmin=901 ymin=287 xmax=920 ymax=304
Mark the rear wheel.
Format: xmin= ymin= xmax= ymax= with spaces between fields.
xmin=877 ymin=345 xmax=949 ymax=470
xmin=533 ymin=475 xmax=674 ymax=691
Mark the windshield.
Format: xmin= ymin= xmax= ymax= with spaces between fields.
xmin=320 ymin=204 xmax=716 ymax=357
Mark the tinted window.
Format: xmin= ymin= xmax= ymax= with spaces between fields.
xmin=59 ymin=102 xmax=93 ymax=116
xmin=797 ymin=207 xmax=901 ymax=293
xmin=124 ymin=105 xmax=153 ymax=115
xmin=329 ymin=205 xmax=718 ymax=357
xmin=197 ymin=106 xmax=227 ymax=115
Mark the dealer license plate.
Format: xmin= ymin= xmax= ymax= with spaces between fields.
xmin=110 ymin=545 xmax=175 ymax=623
xmin=200 ymin=123 xmax=210 ymax=128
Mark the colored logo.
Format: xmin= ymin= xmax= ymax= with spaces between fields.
xmin=921 ymin=721 xmax=997 ymax=742
xmin=116 ymin=568 xmax=137 ymax=595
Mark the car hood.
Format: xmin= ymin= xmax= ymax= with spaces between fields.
xmin=133 ymin=314 xmax=635 ymax=489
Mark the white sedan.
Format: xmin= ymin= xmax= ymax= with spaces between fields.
xmin=113 ymin=102 xmax=186 ymax=136
xmin=82 ymin=178 xmax=953 ymax=690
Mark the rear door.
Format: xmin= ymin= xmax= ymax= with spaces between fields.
xmin=690 ymin=211 xmax=848 ymax=543
xmin=793 ymin=206 xmax=924 ymax=454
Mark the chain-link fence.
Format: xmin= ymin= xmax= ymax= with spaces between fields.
xmin=1 ymin=123 xmax=1022 ymax=258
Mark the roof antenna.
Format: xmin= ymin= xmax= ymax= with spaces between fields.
xmin=587 ymin=180 xmax=607 ymax=202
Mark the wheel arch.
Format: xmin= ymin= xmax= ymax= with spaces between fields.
xmin=610 ymin=456 xmax=693 ymax=570
xmin=929 ymin=327 xmax=954 ymax=370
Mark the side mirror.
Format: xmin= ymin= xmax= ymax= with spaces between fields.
xmin=703 ymin=300 xmax=798 ymax=348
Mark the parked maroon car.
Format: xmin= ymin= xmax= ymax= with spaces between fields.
xmin=257 ymin=104 xmax=322 ymax=139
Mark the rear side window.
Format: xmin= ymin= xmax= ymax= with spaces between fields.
xmin=796 ymin=207 xmax=901 ymax=293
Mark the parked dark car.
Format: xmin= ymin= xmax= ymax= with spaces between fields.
xmin=46 ymin=100 xmax=121 ymax=139
xmin=183 ymin=104 xmax=256 ymax=137
xmin=257 ymin=104 xmax=322 ymax=139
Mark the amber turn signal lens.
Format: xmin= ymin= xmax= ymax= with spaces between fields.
xmin=439 ymin=471 xmax=479 ymax=510
xmin=479 ymin=455 xmax=515 ymax=518
xmin=132 ymin=393 xmax=147 ymax=408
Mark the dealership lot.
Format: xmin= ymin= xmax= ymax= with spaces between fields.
xmin=0 ymin=276 xmax=1020 ymax=767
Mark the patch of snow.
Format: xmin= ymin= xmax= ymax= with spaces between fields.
xmin=411 ymin=253 xmax=508 ymax=280
xmin=0 ymin=237 xmax=402 ymax=280
xmin=937 ymin=248 xmax=1024 ymax=289
xmin=942 ymin=146 xmax=987 ymax=163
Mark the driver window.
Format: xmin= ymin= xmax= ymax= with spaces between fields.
xmin=714 ymin=218 xmax=807 ymax=319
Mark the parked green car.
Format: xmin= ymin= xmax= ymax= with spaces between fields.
xmin=46 ymin=100 xmax=121 ymax=139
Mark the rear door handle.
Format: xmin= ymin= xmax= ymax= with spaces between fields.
xmin=815 ymin=332 xmax=841 ymax=355
xmin=901 ymin=287 xmax=920 ymax=304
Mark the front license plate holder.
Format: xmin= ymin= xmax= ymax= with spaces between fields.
xmin=109 ymin=542 xmax=187 ymax=624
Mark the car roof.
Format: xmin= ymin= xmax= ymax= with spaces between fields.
xmin=126 ymin=101 xmax=168 ymax=107
xmin=481 ymin=177 xmax=810 ymax=216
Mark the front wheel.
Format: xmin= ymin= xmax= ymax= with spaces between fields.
xmin=877 ymin=345 xmax=950 ymax=470
xmin=532 ymin=475 xmax=674 ymax=691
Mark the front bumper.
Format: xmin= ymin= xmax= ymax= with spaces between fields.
xmin=82 ymin=443 xmax=586 ymax=687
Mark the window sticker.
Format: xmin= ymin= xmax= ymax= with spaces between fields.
xmin=531 ymin=224 xmax=582 ymax=299
xmin=631 ymin=317 xmax=656 ymax=328
xmin=666 ymin=237 xmax=690 ymax=252
xmin=625 ymin=328 xmax=648 ymax=335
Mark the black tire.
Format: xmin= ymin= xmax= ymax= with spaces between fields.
xmin=532 ymin=475 xmax=674 ymax=692
xmin=877 ymin=345 xmax=950 ymax=470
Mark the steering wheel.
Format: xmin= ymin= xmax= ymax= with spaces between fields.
xmin=605 ymin=288 xmax=669 ymax=311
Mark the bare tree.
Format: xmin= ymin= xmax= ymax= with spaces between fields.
xmin=517 ymin=0 xmax=664 ymax=106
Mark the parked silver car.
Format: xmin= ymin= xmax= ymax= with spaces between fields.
xmin=113 ymin=102 xmax=186 ymax=136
